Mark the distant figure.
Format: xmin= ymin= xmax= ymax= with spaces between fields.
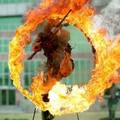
xmin=104 ymin=84 xmax=120 ymax=120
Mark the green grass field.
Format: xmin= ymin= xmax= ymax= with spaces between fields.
xmin=0 ymin=111 xmax=120 ymax=120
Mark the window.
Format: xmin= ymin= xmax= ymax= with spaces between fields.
xmin=66 ymin=25 xmax=92 ymax=53
xmin=0 ymin=16 xmax=22 ymax=54
xmin=25 ymin=44 xmax=32 ymax=53
xmin=0 ymin=89 xmax=16 ymax=105
xmin=0 ymin=39 xmax=9 ymax=53
xmin=24 ymin=60 xmax=41 ymax=88
xmin=0 ymin=61 xmax=13 ymax=87
xmin=0 ymin=17 xmax=21 ymax=29
xmin=62 ymin=59 xmax=93 ymax=85
xmin=0 ymin=0 xmax=33 ymax=4
xmin=23 ymin=59 xmax=93 ymax=87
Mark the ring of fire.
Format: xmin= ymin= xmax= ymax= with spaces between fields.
xmin=9 ymin=0 xmax=120 ymax=115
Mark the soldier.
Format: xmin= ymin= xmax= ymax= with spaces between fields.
xmin=32 ymin=19 xmax=74 ymax=79
xmin=31 ymin=19 xmax=74 ymax=120
xmin=104 ymin=83 xmax=120 ymax=120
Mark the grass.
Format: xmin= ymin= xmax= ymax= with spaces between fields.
xmin=0 ymin=113 xmax=41 ymax=120
xmin=0 ymin=111 xmax=120 ymax=120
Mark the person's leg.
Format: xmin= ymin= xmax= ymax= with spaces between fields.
xmin=42 ymin=111 xmax=54 ymax=120
xmin=111 ymin=110 xmax=115 ymax=120
xmin=109 ymin=109 xmax=116 ymax=120
xmin=109 ymin=109 xmax=112 ymax=120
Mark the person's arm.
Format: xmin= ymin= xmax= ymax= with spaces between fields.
xmin=104 ymin=95 xmax=111 ymax=99
xmin=104 ymin=89 xmax=111 ymax=99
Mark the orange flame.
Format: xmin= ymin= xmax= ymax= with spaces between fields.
xmin=9 ymin=0 xmax=120 ymax=115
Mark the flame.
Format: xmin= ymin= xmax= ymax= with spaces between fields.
xmin=8 ymin=0 xmax=120 ymax=115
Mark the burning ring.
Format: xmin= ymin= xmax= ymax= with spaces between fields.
xmin=9 ymin=0 xmax=120 ymax=115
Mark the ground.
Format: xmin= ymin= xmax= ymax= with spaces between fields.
xmin=0 ymin=111 xmax=120 ymax=120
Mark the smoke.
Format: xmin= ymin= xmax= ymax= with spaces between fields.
xmin=92 ymin=0 xmax=120 ymax=40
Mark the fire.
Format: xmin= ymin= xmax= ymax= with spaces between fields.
xmin=8 ymin=0 xmax=120 ymax=115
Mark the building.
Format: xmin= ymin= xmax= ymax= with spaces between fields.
xmin=0 ymin=0 xmax=93 ymax=112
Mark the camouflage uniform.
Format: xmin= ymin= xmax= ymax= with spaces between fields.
xmin=105 ymin=84 xmax=120 ymax=120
